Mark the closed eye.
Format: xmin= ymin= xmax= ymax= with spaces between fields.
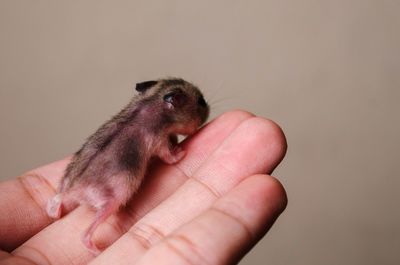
xmin=163 ymin=90 xmax=187 ymax=107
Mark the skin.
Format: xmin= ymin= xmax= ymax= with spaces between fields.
xmin=0 ymin=110 xmax=287 ymax=265
xmin=46 ymin=78 xmax=210 ymax=254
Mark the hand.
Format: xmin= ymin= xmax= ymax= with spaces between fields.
xmin=0 ymin=110 xmax=287 ymax=265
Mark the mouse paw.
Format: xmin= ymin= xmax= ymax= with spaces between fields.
xmin=160 ymin=146 xmax=186 ymax=164
xmin=171 ymin=146 xmax=186 ymax=163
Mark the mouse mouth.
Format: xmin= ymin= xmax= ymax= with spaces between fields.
xmin=169 ymin=118 xmax=202 ymax=136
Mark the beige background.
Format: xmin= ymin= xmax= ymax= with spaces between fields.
xmin=1 ymin=1 xmax=399 ymax=264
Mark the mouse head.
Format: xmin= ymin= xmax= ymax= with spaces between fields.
xmin=135 ymin=78 xmax=209 ymax=135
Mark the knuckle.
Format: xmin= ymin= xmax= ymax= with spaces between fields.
xmin=164 ymin=234 xmax=210 ymax=265
xmin=210 ymin=207 xmax=253 ymax=240
xmin=128 ymin=222 xmax=165 ymax=249
xmin=18 ymin=173 xmax=56 ymax=212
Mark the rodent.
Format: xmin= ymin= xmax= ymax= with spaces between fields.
xmin=46 ymin=78 xmax=209 ymax=254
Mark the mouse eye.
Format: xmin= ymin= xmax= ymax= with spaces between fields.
xmin=198 ymin=96 xmax=207 ymax=107
xmin=163 ymin=91 xmax=186 ymax=108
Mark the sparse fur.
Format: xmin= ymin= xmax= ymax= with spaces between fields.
xmin=46 ymin=78 xmax=209 ymax=254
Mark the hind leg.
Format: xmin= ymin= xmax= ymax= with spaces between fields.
xmin=46 ymin=192 xmax=79 ymax=219
xmin=82 ymin=201 xmax=119 ymax=255
xmin=79 ymin=173 xmax=131 ymax=254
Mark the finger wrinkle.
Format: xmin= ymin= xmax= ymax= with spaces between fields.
xmin=1 ymin=255 xmax=37 ymax=265
xmin=188 ymin=177 xmax=221 ymax=198
xmin=163 ymin=240 xmax=194 ymax=265
xmin=209 ymin=207 xmax=254 ymax=242
xmin=171 ymin=164 xmax=190 ymax=183
xmin=103 ymin=217 xmax=126 ymax=242
xmin=125 ymin=231 xmax=152 ymax=251
xmin=163 ymin=234 xmax=210 ymax=265
xmin=13 ymin=245 xmax=52 ymax=265
xmin=127 ymin=222 xmax=166 ymax=250
xmin=17 ymin=173 xmax=56 ymax=218
xmin=159 ymin=164 xmax=220 ymax=202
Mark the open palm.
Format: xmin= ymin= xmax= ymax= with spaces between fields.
xmin=0 ymin=110 xmax=287 ymax=265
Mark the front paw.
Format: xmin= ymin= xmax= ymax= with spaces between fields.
xmin=172 ymin=147 xmax=186 ymax=163
xmin=162 ymin=147 xmax=186 ymax=164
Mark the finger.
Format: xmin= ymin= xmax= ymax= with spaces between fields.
xmin=10 ymin=110 xmax=253 ymax=265
xmin=138 ymin=174 xmax=287 ymax=265
xmin=91 ymin=117 xmax=287 ymax=264
xmin=0 ymin=158 xmax=69 ymax=251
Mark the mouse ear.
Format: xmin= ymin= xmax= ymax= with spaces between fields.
xmin=135 ymin=80 xmax=158 ymax=93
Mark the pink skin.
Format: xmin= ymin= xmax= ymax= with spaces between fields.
xmin=82 ymin=146 xmax=185 ymax=255
xmin=47 ymin=138 xmax=187 ymax=255
xmin=45 ymin=79 xmax=208 ymax=254
xmin=0 ymin=111 xmax=288 ymax=265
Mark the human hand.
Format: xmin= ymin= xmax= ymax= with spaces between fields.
xmin=0 ymin=110 xmax=287 ymax=265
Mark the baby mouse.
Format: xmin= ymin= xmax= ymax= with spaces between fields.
xmin=46 ymin=78 xmax=209 ymax=254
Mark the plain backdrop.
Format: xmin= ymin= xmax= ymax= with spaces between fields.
xmin=1 ymin=1 xmax=399 ymax=264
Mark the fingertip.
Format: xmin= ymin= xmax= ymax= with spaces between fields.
xmin=251 ymin=174 xmax=288 ymax=216
xmin=240 ymin=117 xmax=287 ymax=173
xmin=261 ymin=118 xmax=288 ymax=159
